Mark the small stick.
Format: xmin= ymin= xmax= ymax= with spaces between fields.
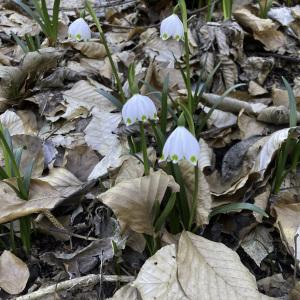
xmin=16 ymin=274 xmax=135 ymax=300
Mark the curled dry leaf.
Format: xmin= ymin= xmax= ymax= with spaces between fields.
xmin=0 ymin=110 xmax=25 ymax=135
xmin=100 ymin=170 xmax=180 ymax=235
xmin=199 ymin=138 xmax=214 ymax=173
xmin=234 ymin=8 xmax=286 ymax=52
xmin=180 ymin=161 xmax=212 ymax=226
xmin=177 ymin=231 xmax=274 ymax=300
xmin=0 ymin=179 xmax=62 ymax=224
xmin=109 ymin=284 xmax=141 ymax=300
xmin=0 ymin=250 xmax=29 ymax=295
xmin=257 ymin=106 xmax=300 ymax=125
xmin=62 ymin=41 xmax=107 ymax=59
xmin=202 ymin=93 xmax=267 ymax=115
xmin=133 ymin=244 xmax=188 ymax=300
xmin=203 ymin=106 xmax=237 ymax=128
xmin=272 ymin=201 xmax=300 ymax=256
xmin=0 ymin=48 xmax=62 ymax=99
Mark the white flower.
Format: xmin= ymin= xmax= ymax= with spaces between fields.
xmin=160 ymin=14 xmax=184 ymax=41
xmin=68 ymin=18 xmax=91 ymax=41
xmin=161 ymin=126 xmax=200 ymax=165
xmin=122 ymin=94 xmax=158 ymax=126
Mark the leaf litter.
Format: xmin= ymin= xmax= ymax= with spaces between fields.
xmin=0 ymin=0 xmax=300 ymax=299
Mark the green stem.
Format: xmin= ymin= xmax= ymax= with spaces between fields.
xmin=183 ymin=31 xmax=192 ymax=114
xmin=140 ymin=123 xmax=150 ymax=176
xmin=20 ymin=216 xmax=31 ymax=254
xmin=151 ymin=122 xmax=165 ymax=154
xmin=171 ymin=163 xmax=190 ymax=228
xmin=86 ymin=1 xmax=126 ymax=103
xmin=188 ymin=165 xmax=199 ymax=230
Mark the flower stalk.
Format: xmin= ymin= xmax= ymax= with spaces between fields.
xmin=86 ymin=1 xmax=126 ymax=103
xmin=188 ymin=165 xmax=199 ymax=230
xmin=140 ymin=124 xmax=150 ymax=176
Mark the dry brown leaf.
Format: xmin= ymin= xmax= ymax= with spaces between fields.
xmin=115 ymin=155 xmax=144 ymax=185
xmin=177 ymin=231 xmax=275 ymax=300
xmin=100 ymin=170 xmax=179 ymax=235
xmin=272 ymin=202 xmax=300 ymax=255
xmin=62 ymin=80 xmax=115 ymax=119
xmin=180 ymin=161 xmax=212 ymax=226
xmin=234 ymin=8 xmax=286 ymax=52
xmin=202 ymin=93 xmax=267 ymax=115
xmin=109 ymin=284 xmax=142 ymax=300
xmin=248 ymin=81 xmax=267 ymax=96
xmin=0 ymin=179 xmax=62 ymax=224
xmin=0 ymin=110 xmax=25 ymax=135
xmin=203 ymin=106 xmax=237 ymax=128
xmin=256 ymin=106 xmax=300 ymax=125
xmin=237 ymin=111 xmax=266 ymax=139
xmin=62 ymin=41 xmax=107 ymax=59
xmin=199 ymin=138 xmax=214 ymax=173
xmin=38 ymin=167 xmax=83 ymax=198
xmin=241 ymin=226 xmax=274 ymax=267
xmin=133 ymin=244 xmax=188 ymax=300
xmin=0 ymin=250 xmax=29 ymax=295
xmin=12 ymin=134 xmax=44 ymax=178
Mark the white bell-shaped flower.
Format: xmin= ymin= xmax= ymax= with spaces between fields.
xmin=161 ymin=126 xmax=201 ymax=165
xmin=68 ymin=18 xmax=91 ymax=41
xmin=160 ymin=14 xmax=184 ymax=41
xmin=122 ymin=94 xmax=158 ymax=126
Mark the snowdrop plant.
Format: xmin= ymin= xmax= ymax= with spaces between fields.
xmin=160 ymin=14 xmax=184 ymax=41
xmin=122 ymin=64 xmax=158 ymax=176
xmin=68 ymin=18 xmax=91 ymax=41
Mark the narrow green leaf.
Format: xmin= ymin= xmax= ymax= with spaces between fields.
xmin=154 ymin=193 xmax=177 ymax=232
xmin=96 ymin=88 xmax=123 ymax=109
xmin=210 ymin=202 xmax=268 ymax=219
xmin=282 ymin=77 xmax=297 ymax=127
xmin=11 ymin=33 xmax=29 ymax=53
xmin=160 ymin=75 xmax=169 ymax=135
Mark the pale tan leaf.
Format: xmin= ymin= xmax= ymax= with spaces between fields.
xmin=62 ymin=80 xmax=115 ymax=119
xmin=84 ymin=109 xmax=122 ymax=156
xmin=199 ymin=138 xmax=214 ymax=172
xmin=63 ymin=41 xmax=107 ymax=59
xmin=177 ymin=231 xmax=274 ymax=300
xmin=38 ymin=167 xmax=82 ymax=197
xmin=0 ymin=251 xmax=29 ymax=294
xmin=12 ymin=134 xmax=44 ymax=178
xmin=115 ymin=155 xmax=144 ymax=185
xmin=273 ymin=202 xmax=300 ymax=258
xmin=237 ymin=112 xmax=266 ymax=139
xmin=109 ymin=284 xmax=141 ymax=300
xmin=248 ymin=81 xmax=267 ymax=96
xmin=0 ymin=179 xmax=62 ymax=224
xmin=133 ymin=244 xmax=188 ymax=300
xmin=180 ymin=161 xmax=212 ymax=226
xmin=202 ymin=93 xmax=267 ymax=115
xmin=0 ymin=110 xmax=25 ymax=135
xmin=203 ymin=106 xmax=237 ymax=128
xmin=100 ymin=170 xmax=179 ymax=235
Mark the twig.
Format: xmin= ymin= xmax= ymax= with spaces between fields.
xmin=16 ymin=274 xmax=135 ymax=300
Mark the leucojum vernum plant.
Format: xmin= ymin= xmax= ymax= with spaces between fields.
xmin=84 ymin=0 xmax=267 ymax=254
xmin=0 ymin=124 xmax=34 ymax=254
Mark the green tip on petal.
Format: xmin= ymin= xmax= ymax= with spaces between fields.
xmin=141 ymin=115 xmax=147 ymax=122
xmin=175 ymin=35 xmax=181 ymax=41
xmin=76 ymin=33 xmax=81 ymax=40
xmin=171 ymin=154 xmax=179 ymax=163
xmin=126 ymin=118 xmax=132 ymax=125
xmin=162 ymin=33 xmax=169 ymax=40
xmin=190 ymin=155 xmax=197 ymax=164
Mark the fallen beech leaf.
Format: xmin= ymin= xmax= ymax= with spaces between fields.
xmin=272 ymin=202 xmax=300 ymax=255
xmin=109 ymin=284 xmax=142 ymax=300
xmin=180 ymin=161 xmax=212 ymax=226
xmin=62 ymin=41 xmax=107 ymax=59
xmin=133 ymin=244 xmax=188 ymax=299
xmin=0 ymin=250 xmax=29 ymax=295
xmin=0 ymin=110 xmax=25 ymax=135
xmin=100 ymin=170 xmax=179 ymax=235
xmin=0 ymin=179 xmax=62 ymax=224
xmin=177 ymin=231 xmax=274 ymax=299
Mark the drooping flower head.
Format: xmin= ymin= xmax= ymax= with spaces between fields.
xmin=160 ymin=14 xmax=184 ymax=41
xmin=68 ymin=18 xmax=91 ymax=41
xmin=122 ymin=94 xmax=158 ymax=126
xmin=161 ymin=126 xmax=201 ymax=166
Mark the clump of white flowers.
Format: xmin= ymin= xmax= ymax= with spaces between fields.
xmin=68 ymin=18 xmax=91 ymax=41
xmin=161 ymin=126 xmax=200 ymax=165
xmin=160 ymin=14 xmax=184 ymax=41
xmin=122 ymin=94 xmax=158 ymax=126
